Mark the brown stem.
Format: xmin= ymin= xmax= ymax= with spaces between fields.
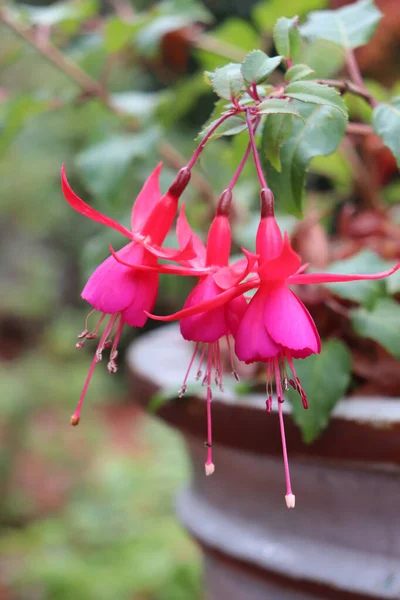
xmin=340 ymin=137 xmax=381 ymax=209
xmin=345 ymin=49 xmax=378 ymax=108
xmin=0 ymin=10 xmax=103 ymax=96
xmin=1 ymin=9 xmax=218 ymax=212
xmin=346 ymin=122 xmax=374 ymax=136
xmin=316 ymin=78 xmax=375 ymax=106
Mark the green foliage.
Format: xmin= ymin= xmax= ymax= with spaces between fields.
xmin=372 ymin=98 xmax=400 ymax=168
xmin=257 ymin=98 xmax=304 ymax=118
xmin=287 ymin=340 xmax=352 ymax=443
xmin=285 ymin=64 xmax=315 ymax=82
xmin=273 ymin=16 xmax=301 ymax=61
xmin=351 ymin=299 xmax=400 ymax=360
xmin=253 ymin=0 xmax=327 ymax=30
xmin=211 ymin=63 xmax=244 ymax=101
xmin=262 ymin=101 xmax=348 ymax=215
xmin=284 ymin=81 xmax=348 ymax=115
xmin=300 ymin=0 xmax=382 ymax=49
xmin=241 ymin=50 xmax=282 ymax=84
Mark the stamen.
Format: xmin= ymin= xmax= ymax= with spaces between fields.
xmin=286 ymin=354 xmax=308 ymax=409
xmin=179 ymin=342 xmax=199 ymax=397
xmin=85 ymin=313 xmax=106 ymax=340
xmin=70 ymin=314 xmax=116 ymax=426
xmin=216 ymin=342 xmax=224 ymax=391
xmin=205 ymin=345 xmax=215 ymax=476
xmin=275 ymin=359 xmax=295 ymax=508
xmin=226 ymin=335 xmax=240 ymax=381
xmin=107 ymin=316 xmax=124 ymax=374
xmin=195 ymin=344 xmax=206 ymax=380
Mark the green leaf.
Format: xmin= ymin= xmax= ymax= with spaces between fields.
xmin=300 ymin=0 xmax=382 ymax=50
xmin=241 ymin=50 xmax=282 ymax=84
xmin=387 ymin=268 xmax=400 ymax=295
xmin=257 ymin=98 xmax=303 ymax=118
xmin=253 ymin=0 xmax=326 ymax=30
xmin=285 ymin=64 xmax=315 ymax=82
xmin=104 ymin=16 xmax=148 ymax=54
xmin=211 ymin=63 xmax=244 ymax=101
xmin=198 ymin=115 xmax=247 ymax=141
xmin=351 ymin=298 xmax=400 ymax=359
xmin=372 ymin=98 xmax=400 ymax=168
xmin=263 ymin=101 xmax=347 ymax=215
xmin=76 ymin=130 xmax=158 ymax=200
xmin=273 ymin=16 xmax=301 ymax=61
xmin=322 ymin=250 xmax=392 ymax=306
xmin=287 ymin=340 xmax=351 ymax=443
xmin=298 ymin=39 xmax=345 ymax=79
xmin=0 ymin=95 xmax=48 ymax=156
xmin=284 ymin=81 xmax=348 ymax=116
xmin=261 ymin=113 xmax=295 ymax=172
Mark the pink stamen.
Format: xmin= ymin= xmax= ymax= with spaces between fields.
xmin=107 ymin=316 xmax=124 ymax=374
xmin=71 ymin=314 xmax=116 ymax=426
xmin=287 ymin=353 xmax=308 ymax=409
xmin=195 ymin=344 xmax=206 ymax=380
xmin=179 ymin=342 xmax=199 ymax=397
xmin=226 ymin=335 xmax=239 ymax=381
xmin=205 ymin=345 xmax=215 ymax=476
xmin=274 ymin=358 xmax=295 ymax=508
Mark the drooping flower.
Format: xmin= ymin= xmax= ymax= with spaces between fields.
xmin=148 ymin=188 xmax=400 ymax=506
xmin=61 ymin=164 xmax=193 ymax=425
xmin=115 ymin=189 xmax=256 ymax=475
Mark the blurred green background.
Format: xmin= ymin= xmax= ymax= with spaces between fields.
xmin=1 ymin=0 xmax=400 ymax=598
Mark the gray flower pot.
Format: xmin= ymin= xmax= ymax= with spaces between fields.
xmin=127 ymin=325 xmax=400 ymax=600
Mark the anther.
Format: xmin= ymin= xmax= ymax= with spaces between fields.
xmin=266 ymin=396 xmax=272 ymax=413
xmin=178 ymin=384 xmax=187 ymax=398
xmin=76 ymin=341 xmax=85 ymax=350
xmin=95 ymin=349 xmax=103 ymax=362
xmin=204 ymin=442 xmax=212 ymax=448
xmin=86 ymin=332 xmax=98 ymax=340
xmin=232 ymin=370 xmax=240 ymax=381
xmin=77 ymin=329 xmax=89 ymax=339
xmin=283 ymin=377 xmax=289 ymax=391
xmin=107 ymin=360 xmax=118 ymax=374
xmin=70 ymin=414 xmax=80 ymax=426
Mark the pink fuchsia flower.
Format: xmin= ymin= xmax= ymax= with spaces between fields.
xmin=150 ymin=188 xmax=400 ymax=506
xmin=61 ymin=164 xmax=193 ymax=425
xmin=115 ymin=189 xmax=256 ymax=475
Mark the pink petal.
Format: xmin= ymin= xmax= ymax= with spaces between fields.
xmin=213 ymin=248 xmax=258 ymax=289
xmin=131 ymin=163 xmax=162 ymax=232
xmin=263 ymin=284 xmax=320 ymax=357
xmin=144 ymin=237 xmax=196 ymax=261
xmin=225 ymin=295 xmax=248 ymax=336
xmin=177 ymin=204 xmax=206 ymax=267
xmin=108 ymin=244 xmax=211 ymax=276
xmin=180 ymin=276 xmax=228 ymax=342
xmin=258 ymin=232 xmax=302 ymax=281
xmin=122 ymin=270 xmax=159 ymax=327
xmin=61 ymin=165 xmax=132 ymax=239
xmin=235 ymin=289 xmax=281 ymax=363
xmin=82 ymin=243 xmax=157 ymax=326
xmin=289 ymin=262 xmax=400 ymax=285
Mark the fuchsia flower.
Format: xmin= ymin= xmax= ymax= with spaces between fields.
xmin=115 ymin=189 xmax=256 ymax=475
xmin=149 ymin=189 xmax=400 ymax=507
xmin=61 ymin=164 xmax=193 ymax=425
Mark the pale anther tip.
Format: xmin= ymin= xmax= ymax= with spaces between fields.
xmin=205 ymin=463 xmax=215 ymax=476
xmin=285 ymin=493 xmax=295 ymax=509
xmin=70 ymin=415 xmax=80 ymax=427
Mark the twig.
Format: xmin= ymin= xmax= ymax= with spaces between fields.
xmin=316 ymin=78 xmax=375 ymax=106
xmin=1 ymin=9 xmax=219 ymax=211
xmin=345 ymin=49 xmax=378 ymax=108
xmin=346 ymin=122 xmax=374 ymax=136
xmin=0 ymin=9 xmax=103 ymax=96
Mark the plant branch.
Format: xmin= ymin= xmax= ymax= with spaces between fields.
xmin=345 ymin=49 xmax=378 ymax=108
xmin=0 ymin=10 xmax=103 ymax=96
xmin=316 ymin=78 xmax=375 ymax=106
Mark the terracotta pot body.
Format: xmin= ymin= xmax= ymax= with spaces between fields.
xmin=127 ymin=326 xmax=400 ymax=600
